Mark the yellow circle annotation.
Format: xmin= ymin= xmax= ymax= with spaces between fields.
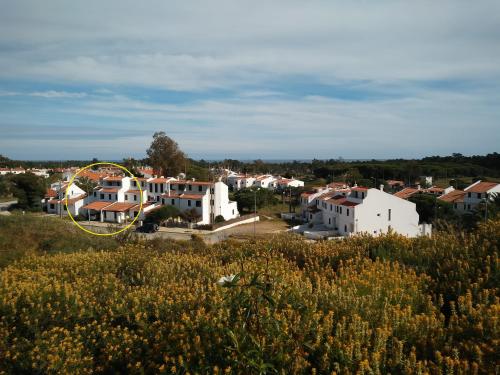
xmin=64 ymin=162 xmax=144 ymax=236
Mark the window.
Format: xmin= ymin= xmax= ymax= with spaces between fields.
xmin=160 ymin=184 xmax=164 ymax=193
xmin=154 ymin=184 xmax=158 ymax=193
xmin=340 ymin=207 xmax=342 ymax=214
xmin=354 ymin=191 xmax=358 ymax=198
xmin=108 ymin=194 xmax=112 ymax=200
xmin=344 ymin=224 xmax=347 ymax=232
xmin=361 ymin=192 xmax=365 ymax=199
xmin=149 ymin=184 xmax=153 ymax=193
xmin=50 ymin=204 xmax=54 ymax=209
xmin=328 ymin=218 xmax=331 ymax=224
xmin=188 ymin=200 xmax=191 ymax=207
xmin=171 ymin=199 xmax=175 ymax=205
xmin=100 ymin=194 xmax=104 ymax=199
xmin=477 ymin=193 xmax=481 ymax=199
xmin=347 ymin=208 xmax=349 ymax=216
xmin=388 ymin=209 xmax=391 ymax=221
xmin=156 ymin=196 xmax=160 ymax=201
xmin=468 ymin=192 xmax=471 ymax=198
xmin=93 ymin=192 xmax=96 ymax=197
xmin=114 ymin=212 xmax=117 ymax=219
xmin=232 ymin=209 xmax=234 ymax=214
xmin=196 ymin=200 xmax=201 ymax=207
xmin=330 ymin=204 xmax=332 ymax=211
xmin=454 ymin=203 xmax=457 ymax=209
xmin=198 ymin=186 xmax=202 ymax=192
xmin=125 ymin=195 xmax=128 ymax=201
xmin=188 ymin=185 xmax=192 ymax=191
xmin=63 ymin=205 xmax=67 ymax=211
xmin=134 ymin=195 xmax=137 ymax=201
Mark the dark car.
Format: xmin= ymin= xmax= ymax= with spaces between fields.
xmin=137 ymin=222 xmax=159 ymax=233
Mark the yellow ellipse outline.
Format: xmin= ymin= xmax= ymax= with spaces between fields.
xmin=64 ymin=162 xmax=144 ymax=236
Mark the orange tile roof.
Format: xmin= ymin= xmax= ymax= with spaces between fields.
xmin=149 ymin=178 xmax=169 ymax=183
xmin=394 ymin=188 xmax=419 ymax=199
xmin=351 ymin=186 xmax=369 ymax=191
xmin=82 ymin=201 xmax=114 ymax=210
xmin=104 ymin=176 xmax=124 ymax=181
xmin=465 ymin=181 xmax=499 ymax=193
xmin=175 ymin=180 xmax=213 ymax=186
xmin=438 ymin=190 xmax=466 ymax=203
xmin=100 ymin=188 xmax=119 ymax=193
xmin=102 ymin=202 xmax=138 ymax=212
xmin=125 ymin=189 xmax=142 ymax=194
xmin=179 ymin=194 xmax=205 ymax=200
xmin=48 ymin=194 xmax=86 ymax=205
xmin=77 ymin=170 xmax=107 ymax=181
xmin=45 ymin=188 xmax=57 ymax=198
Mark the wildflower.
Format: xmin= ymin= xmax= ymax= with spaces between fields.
xmin=216 ymin=274 xmax=236 ymax=286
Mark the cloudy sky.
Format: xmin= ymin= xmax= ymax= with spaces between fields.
xmin=1 ymin=0 xmax=499 ymax=160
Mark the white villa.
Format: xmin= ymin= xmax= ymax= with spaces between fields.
xmin=45 ymin=182 xmax=86 ymax=216
xmin=439 ymin=180 xmax=500 ymax=213
xmin=226 ymin=172 xmax=304 ymax=191
xmin=301 ymin=184 xmax=430 ymax=238
xmin=160 ymin=179 xmax=239 ymax=225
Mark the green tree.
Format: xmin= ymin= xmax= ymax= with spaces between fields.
xmin=145 ymin=205 xmax=180 ymax=224
xmin=10 ymin=173 xmax=45 ymax=211
xmin=75 ymin=177 xmax=98 ymax=198
xmin=146 ymin=132 xmax=187 ymax=177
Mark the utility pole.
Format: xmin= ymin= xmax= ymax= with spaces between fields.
xmin=253 ymin=189 xmax=258 ymax=240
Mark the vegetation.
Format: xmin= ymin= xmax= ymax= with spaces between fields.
xmin=0 ymin=215 xmax=118 ymax=268
xmin=144 ymin=206 xmax=181 ymax=225
xmin=146 ymin=132 xmax=188 ymax=177
xmin=233 ymin=188 xmax=279 ymax=213
xmin=0 ymin=214 xmax=498 ymax=373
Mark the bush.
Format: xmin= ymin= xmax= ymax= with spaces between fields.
xmin=144 ymin=205 xmax=180 ymax=224
xmin=214 ymin=215 xmax=225 ymax=223
xmin=0 ymin=219 xmax=499 ymax=373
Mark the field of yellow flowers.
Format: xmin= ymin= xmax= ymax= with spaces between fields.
xmin=0 ymin=219 xmax=498 ymax=374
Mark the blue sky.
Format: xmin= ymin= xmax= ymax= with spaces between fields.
xmin=1 ymin=0 xmax=499 ymax=160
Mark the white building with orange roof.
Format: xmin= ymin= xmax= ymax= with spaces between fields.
xmin=253 ymin=175 xmax=277 ymax=189
xmin=160 ymin=179 xmax=239 ymax=225
xmin=438 ymin=189 xmax=467 ymax=212
xmin=226 ymin=174 xmax=256 ymax=191
xmin=302 ymin=185 xmax=427 ymax=237
xmin=276 ymin=177 xmax=304 ymax=190
xmin=46 ymin=181 xmax=86 ymax=216
xmin=82 ymin=175 xmax=156 ymax=223
xmin=463 ymin=180 xmax=500 ymax=211
xmin=147 ymin=176 xmax=177 ymax=202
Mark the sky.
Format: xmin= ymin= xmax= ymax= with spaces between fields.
xmin=0 ymin=0 xmax=499 ymax=161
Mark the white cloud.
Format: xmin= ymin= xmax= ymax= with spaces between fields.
xmin=0 ymin=1 xmax=499 ymax=90
xmin=0 ymin=90 xmax=87 ymax=98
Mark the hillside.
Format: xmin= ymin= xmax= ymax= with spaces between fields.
xmin=0 ymin=217 xmax=498 ymax=373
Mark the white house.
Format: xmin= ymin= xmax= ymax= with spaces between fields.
xmin=253 ymin=175 xmax=277 ymax=189
xmin=147 ymin=176 xmax=177 ymax=202
xmin=226 ymin=174 xmax=256 ymax=191
xmin=82 ymin=176 xmax=155 ymax=223
xmin=276 ymin=178 xmax=305 ymax=190
xmin=304 ymin=186 xmax=429 ymax=238
xmin=460 ymin=181 xmax=500 ymax=212
xmin=160 ymin=179 xmax=239 ymax=225
xmin=0 ymin=167 xmax=26 ymax=175
xmin=46 ymin=181 xmax=86 ymax=216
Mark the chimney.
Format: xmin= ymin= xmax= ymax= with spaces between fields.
xmin=192 ymin=177 xmax=196 ymax=181
xmin=379 ymin=184 xmax=384 ymax=191
xmin=417 ymin=184 xmax=421 ymax=190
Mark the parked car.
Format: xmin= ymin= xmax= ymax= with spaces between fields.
xmin=137 ymin=223 xmax=159 ymax=233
